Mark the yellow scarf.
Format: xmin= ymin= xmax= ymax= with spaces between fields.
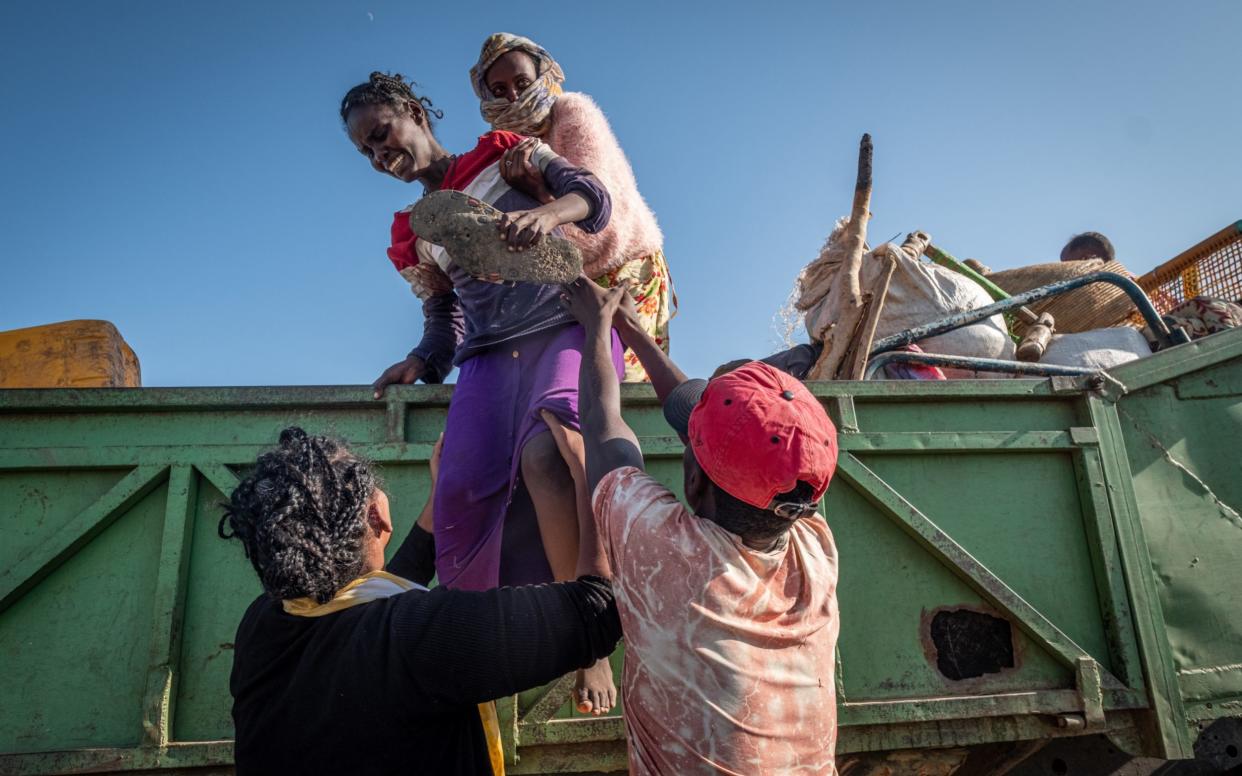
xmin=281 ymin=570 xmax=421 ymax=616
xmin=283 ymin=570 xmax=506 ymax=775
xmin=470 ymin=32 xmax=565 ymax=137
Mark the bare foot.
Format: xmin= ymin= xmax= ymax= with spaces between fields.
xmin=575 ymin=657 xmax=616 ymax=716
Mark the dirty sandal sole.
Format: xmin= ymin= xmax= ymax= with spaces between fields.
xmin=408 ymin=190 xmax=583 ymax=285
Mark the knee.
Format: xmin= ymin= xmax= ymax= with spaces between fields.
xmin=522 ymin=433 xmax=571 ymax=487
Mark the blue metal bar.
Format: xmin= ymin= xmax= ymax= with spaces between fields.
xmin=869 ymin=272 xmax=1190 ymax=355
xmin=864 ymin=351 xmax=1099 ymax=381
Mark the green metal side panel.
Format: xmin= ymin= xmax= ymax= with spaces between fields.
xmin=1110 ymin=328 xmax=1242 ymax=728
xmin=3 ymin=344 xmax=1239 ymax=774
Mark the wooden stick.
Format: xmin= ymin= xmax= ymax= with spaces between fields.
xmin=838 ymin=256 xmax=896 ymax=380
xmin=808 ymin=134 xmax=874 ymax=380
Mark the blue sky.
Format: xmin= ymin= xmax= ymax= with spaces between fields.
xmin=1 ymin=1 xmax=1238 ymax=386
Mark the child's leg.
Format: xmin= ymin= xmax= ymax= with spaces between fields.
xmin=521 ymin=431 xmax=579 ymax=581
xmin=521 ymin=411 xmax=617 ymax=716
xmin=537 ymin=411 xmax=596 ymax=572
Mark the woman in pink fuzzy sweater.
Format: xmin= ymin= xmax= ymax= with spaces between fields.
xmin=471 ymin=32 xmax=673 ymax=382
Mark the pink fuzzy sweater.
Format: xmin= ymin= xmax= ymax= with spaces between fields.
xmin=543 ymin=92 xmax=664 ymax=277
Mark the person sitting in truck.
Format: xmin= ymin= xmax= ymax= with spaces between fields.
xmin=217 ymin=427 xmax=620 ymax=776
xmin=1060 ymin=231 xmax=1116 ymax=263
xmin=340 ymin=71 xmax=621 ymax=713
xmin=561 ymin=278 xmax=842 ymax=775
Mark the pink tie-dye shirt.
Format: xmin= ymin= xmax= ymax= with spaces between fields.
xmin=593 ymin=467 xmax=840 ymax=775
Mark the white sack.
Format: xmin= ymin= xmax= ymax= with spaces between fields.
xmin=1040 ymin=327 xmax=1152 ymax=370
xmin=877 ymin=254 xmax=1014 ymax=363
xmin=802 ymin=243 xmax=1014 ymax=379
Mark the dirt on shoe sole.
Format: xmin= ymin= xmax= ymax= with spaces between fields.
xmin=408 ymin=191 xmax=583 ymax=285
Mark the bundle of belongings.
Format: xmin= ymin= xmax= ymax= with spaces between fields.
xmin=1155 ymin=296 xmax=1242 ymax=341
xmin=983 ymin=258 xmax=1242 ymax=368
xmin=796 ymin=222 xmax=1014 ymax=380
xmin=787 ymin=137 xmax=1237 ymax=379
xmin=795 ymin=240 xmax=1241 ymax=378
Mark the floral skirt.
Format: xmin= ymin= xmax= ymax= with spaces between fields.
xmin=593 ymin=249 xmax=675 ymax=382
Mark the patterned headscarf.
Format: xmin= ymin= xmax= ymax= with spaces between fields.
xmin=470 ymin=32 xmax=565 ymax=137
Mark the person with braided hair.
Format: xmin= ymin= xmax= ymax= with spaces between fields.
xmin=220 ymin=427 xmax=620 ymax=776
xmin=340 ymin=71 xmax=622 ymax=713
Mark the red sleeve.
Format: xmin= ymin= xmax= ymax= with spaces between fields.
xmin=387 ymin=209 xmax=418 ymax=272
xmin=486 ymin=130 xmax=526 ymax=149
xmin=439 ymin=131 xmax=530 ymax=191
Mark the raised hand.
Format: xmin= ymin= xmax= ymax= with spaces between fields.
xmin=559 ymin=276 xmax=626 ymax=331
xmin=610 ymin=281 xmax=641 ymax=333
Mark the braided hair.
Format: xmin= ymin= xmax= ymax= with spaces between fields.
xmin=219 ymin=427 xmax=378 ymax=604
xmin=339 ymin=71 xmax=444 ymax=126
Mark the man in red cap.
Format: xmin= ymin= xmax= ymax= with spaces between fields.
xmin=561 ymin=279 xmax=841 ymax=775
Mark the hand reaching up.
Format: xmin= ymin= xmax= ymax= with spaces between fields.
xmin=416 ymin=433 xmax=444 ymax=534
xmin=610 ymin=281 xmax=642 ymax=333
xmin=559 ymin=276 xmax=627 ymax=332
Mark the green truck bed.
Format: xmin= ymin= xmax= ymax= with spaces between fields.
xmin=2 ymin=329 xmax=1240 ymax=775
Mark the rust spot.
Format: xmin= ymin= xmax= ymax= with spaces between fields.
xmin=204 ymin=642 xmax=235 ymax=663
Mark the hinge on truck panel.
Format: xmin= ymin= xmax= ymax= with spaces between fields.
xmin=1051 ymin=373 xmax=1129 ymax=402
xmin=1051 ymin=376 xmax=1087 ymax=394
xmin=1076 ymin=656 xmax=1107 ymax=731
xmin=1095 ymin=373 xmax=1130 ymax=403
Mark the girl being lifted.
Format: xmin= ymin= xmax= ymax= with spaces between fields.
xmin=340 ymin=72 xmax=620 ymax=713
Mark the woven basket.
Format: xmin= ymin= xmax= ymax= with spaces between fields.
xmin=986 ymin=259 xmax=1138 ymax=335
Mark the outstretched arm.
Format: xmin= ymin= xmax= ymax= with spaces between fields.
xmin=610 ymin=292 xmax=689 ymax=403
xmin=396 ymin=577 xmax=622 ymax=707
xmin=561 ymin=280 xmax=644 ymax=497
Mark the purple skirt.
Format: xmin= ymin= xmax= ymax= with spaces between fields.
xmin=433 ymin=324 xmax=625 ymax=591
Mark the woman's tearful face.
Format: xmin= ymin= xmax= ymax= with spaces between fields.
xmin=346 ymin=102 xmax=429 ymax=183
xmin=485 ymin=50 xmax=539 ymax=103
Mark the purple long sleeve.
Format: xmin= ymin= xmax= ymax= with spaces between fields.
xmin=542 ymin=157 xmax=611 ymax=234
xmin=409 ymin=291 xmax=465 ymax=384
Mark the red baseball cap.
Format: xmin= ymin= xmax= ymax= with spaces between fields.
xmin=665 ymin=361 xmax=838 ymax=510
